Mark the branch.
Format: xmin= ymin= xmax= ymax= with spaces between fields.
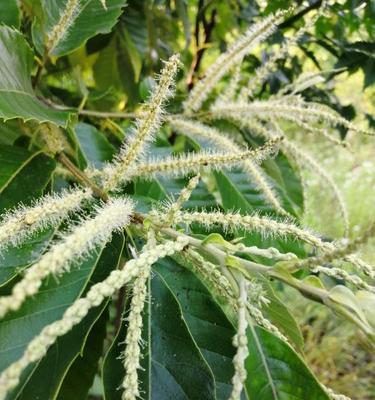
xmin=58 ymin=153 xmax=109 ymax=201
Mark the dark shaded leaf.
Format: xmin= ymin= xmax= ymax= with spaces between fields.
xmin=1 ymin=234 xmax=124 ymax=400
xmin=75 ymin=122 xmax=115 ymax=168
xmin=0 ymin=27 xmax=72 ymax=126
xmin=0 ymin=145 xmax=56 ymax=212
xmin=32 ymin=0 xmax=126 ymax=57
xmin=102 ymin=271 xmax=216 ymax=400
xmin=0 ymin=1 xmax=20 ymax=28
xmin=245 ymin=325 xmax=329 ymax=399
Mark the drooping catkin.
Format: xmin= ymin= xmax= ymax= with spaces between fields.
xmin=242 ymin=118 xmax=350 ymax=237
xmin=247 ymin=302 xmax=288 ymax=343
xmin=132 ymin=137 xmax=282 ymax=179
xmin=311 ymin=265 xmax=375 ymax=293
xmin=175 ymin=210 xmax=334 ymax=251
xmin=102 ymin=55 xmax=180 ymax=191
xmin=0 ymin=237 xmax=189 ymax=400
xmin=169 ymin=117 xmax=287 ymax=215
xmin=0 ymin=198 xmax=134 ymax=319
xmin=0 ymin=188 xmax=92 ymax=252
xmin=296 ymin=223 xmax=375 ymax=278
xmin=282 ymin=138 xmax=350 ymax=237
xmin=184 ymin=8 xmax=292 ymax=112
xmin=211 ymin=99 xmax=375 ymax=136
xmin=186 ymin=249 xmax=237 ymax=305
xmin=121 ymin=261 xmax=151 ymax=399
xmin=240 ymin=11 xmax=321 ymax=100
xmin=324 ymin=386 xmax=352 ymax=400
xmin=229 ymin=278 xmax=249 ymax=400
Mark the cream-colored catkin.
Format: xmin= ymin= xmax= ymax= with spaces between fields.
xmin=163 ymin=174 xmax=201 ymax=226
xmin=175 ymin=210 xmax=334 ymax=251
xmin=229 ymin=278 xmax=249 ymax=400
xmin=0 ymin=188 xmax=92 ymax=252
xmin=169 ymin=118 xmax=287 ymax=215
xmin=236 ymin=243 xmax=297 ymax=261
xmin=344 ymin=255 xmax=375 ymax=280
xmin=183 ymin=8 xmax=291 ymax=112
xmin=297 ymin=223 xmax=375 ymax=278
xmin=0 ymin=237 xmax=189 ymax=400
xmin=240 ymin=11 xmax=321 ymax=100
xmin=312 ymin=265 xmax=375 ymax=293
xmin=247 ymin=303 xmax=288 ymax=343
xmin=132 ymin=137 xmax=282 ymax=179
xmin=103 ymin=55 xmax=180 ymax=191
xmin=241 ymin=118 xmax=350 ymax=238
xmin=0 ymin=198 xmax=134 ymax=319
xmin=186 ymin=249 xmax=236 ymax=305
xmin=282 ymin=139 xmax=350 ymax=237
xmin=324 ymin=386 xmax=352 ymax=400
xmin=46 ymin=0 xmax=79 ymax=54
xmin=46 ymin=0 xmax=107 ymax=54
xmin=211 ymin=99 xmax=375 ymax=136
xmin=38 ymin=122 xmax=69 ymax=154
xmin=122 ymin=259 xmax=151 ymax=399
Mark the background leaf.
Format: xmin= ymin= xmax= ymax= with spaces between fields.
xmin=102 ymin=271 xmax=216 ymax=400
xmin=0 ymin=26 xmax=72 ymax=126
xmin=245 ymin=325 xmax=329 ymax=399
xmin=0 ymin=1 xmax=20 ymax=28
xmin=0 ymin=234 xmax=124 ymax=399
xmin=75 ymin=122 xmax=115 ymax=167
xmin=32 ymin=0 xmax=126 ymax=57
xmin=0 ymin=145 xmax=56 ymax=211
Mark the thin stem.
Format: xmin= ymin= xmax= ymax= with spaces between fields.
xmin=78 ymin=109 xmax=141 ymax=119
xmin=57 ymin=153 xmax=109 ymax=201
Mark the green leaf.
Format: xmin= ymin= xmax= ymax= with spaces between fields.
xmin=32 ymin=0 xmax=126 ymax=57
xmin=75 ymin=122 xmax=115 ymax=168
xmin=0 ymin=233 xmax=124 ymax=400
xmin=0 ymin=1 xmax=20 ymax=28
xmin=134 ymin=175 xmax=218 ymax=213
xmin=55 ymin=308 xmax=109 ymax=400
xmin=122 ymin=27 xmax=142 ymax=83
xmin=245 ymin=325 xmax=329 ymax=399
xmin=0 ymin=227 xmax=56 ymax=287
xmin=154 ymin=257 xmax=237 ymax=399
xmin=261 ymin=280 xmax=304 ymax=353
xmin=0 ymin=26 xmax=72 ymax=126
xmin=213 ymin=168 xmax=305 ymax=257
xmin=0 ymin=121 xmax=24 ymax=145
xmin=102 ymin=271 xmax=216 ymax=400
xmin=0 ymin=145 xmax=56 ymax=212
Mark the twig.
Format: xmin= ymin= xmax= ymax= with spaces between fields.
xmin=57 ymin=152 xmax=109 ymax=201
xmin=186 ymin=1 xmax=217 ymax=90
xmin=78 ymin=109 xmax=140 ymax=119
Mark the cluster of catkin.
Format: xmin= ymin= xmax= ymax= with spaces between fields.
xmin=1 ymin=3 xmax=375 ymax=400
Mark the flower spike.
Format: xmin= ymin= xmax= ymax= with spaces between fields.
xmin=0 ymin=198 xmax=134 ymax=319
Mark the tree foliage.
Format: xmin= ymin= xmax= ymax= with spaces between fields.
xmin=0 ymin=1 xmax=374 ymax=400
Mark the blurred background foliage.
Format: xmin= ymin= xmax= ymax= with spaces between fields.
xmin=0 ymin=0 xmax=374 ymax=398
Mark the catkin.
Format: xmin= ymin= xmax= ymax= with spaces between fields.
xmin=0 ymin=188 xmax=92 ymax=252
xmin=184 ymin=8 xmax=291 ymax=112
xmin=169 ymin=118 xmax=287 ymax=215
xmin=0 ymin=198 xmax=134 ymax=318
xmin=132 ymin=137 xmax=282 ymax=179
xmin=103 ymin=55 xmax=180 ymax=191
xmin=0 ymin=237 xmax=189 ymax=400
xmin=175 ymin=210 xmax=334 ymax=251
xmin=229 ymin=278 xmax=249 ymax=400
